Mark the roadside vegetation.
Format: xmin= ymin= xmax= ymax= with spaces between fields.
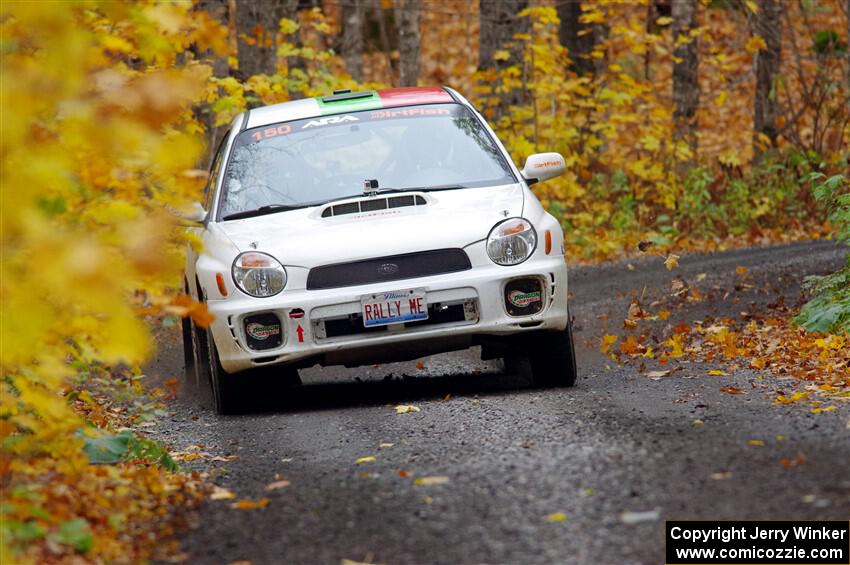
xmin=1 ymin=0 xmax=847 ymax=562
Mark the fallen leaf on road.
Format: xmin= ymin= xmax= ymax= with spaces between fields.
xmin=658 ymin=309 xmax=671 ymax=320
xmin=736 ymin=266 xmax=749 ymax=276
xmin=695 ymin=273 xmax=707 ymax=282
xmin=620 ymin=509 xmax=660 ymax=524
xmin=600 ymin=334 xmax=618 ymax=355
xmin=414 ymin=476 xmax=450 ymax=486
xmin=395 ymin=405 xmax=420 ymax=414
xmin=646 ymin=370 xmax=671 ymax=380
xmin=710 ymin=471 xmax=733 ymax=480
xmin=398 ymin=470 xmax=412 ymax=478
xmin=545 ymin=512 xmax=568 ymax=522
xmin=210 ymin=486 xmax=236 ymax=500
xmin=415 ymin=360 xmax=426 ymax=370
xmin=628 ymin=300 xmax=649 ymax=320
xmin=210 ymin=454 xmax=240 ymax=462
xmin=811 ymin=405 xmax=836 ymax=414
xmin=355 ymin=456 xmax=376 ymax=464
xmin=230 ymin=498 xmax=269 ymax=510
xmin=664 ymin=254 xmax=680 ymax=271
xmin=780 ymin=454 xmax=806 ymax=468
xmin=720 ymin=386 xmax=744 ymax=395
xmin=341 ymin=559 xmax=381 ymax=565
xmin=748 ymin=439 xmax=765 ymax=446
xmin=708 ymin=370 xmax=727 ymax=376
xmin=774 ymin=391 xmax=811 ymax=405
xmin=265 ymin=480 xmax=290 ymax=491
xmin=379 ymin=443 xmax=394 ymax=449
xmin=692 ymin=419 xmax=704 ymax=425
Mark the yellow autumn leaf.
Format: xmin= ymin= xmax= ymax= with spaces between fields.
xmin=414 ymin=476 xmax=450 ymax=486
xmin=640 ymin=135 xmax=661 ymax=151
xmin=748 ymin=439 xmax=765 ymax=446
xmin=230 ymin=498 xmax=270 ymax=510
xmin=745 ymin=35 xmax=767 ymax=54
xmin=664 ymin=254 xmax=680 ymax=271
xmin=708 ymin=370 xmax=727 ymax=376
xmin=745 ymin=0 xmax=759 ymax=13
xmin=355 ymin=456 xmax=377 ymax=464
xmin=210 ymin=486 xmax=236 ymax=500
xmin=395 ymin=404 xmax=420 ymax=414
xmin=600 ymin=334 xmax=619 ymax=354
xmin=545 ymin=512 xmax=569 ymax=522
xmin=492 ymin=50 xmax=511 ymax=62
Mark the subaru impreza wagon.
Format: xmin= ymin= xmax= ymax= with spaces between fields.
xmin=182 ymin=86 xmax=576 ymax=414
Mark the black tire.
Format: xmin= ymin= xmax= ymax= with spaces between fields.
xmin=527 ymin=320 xmax=578 ymax=388
xmin=181 ymin=315 xmax=195 ymax=382
xmin=190 ymin=320 xmax=210 ymax=387
xmin=207 ymin=329 xmax=245 ymax=415
xmin=207 ymin=329 xmax=302 ymax=415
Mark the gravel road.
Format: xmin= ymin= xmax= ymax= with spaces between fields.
xmin=148 ymin=240 xmax=849 ymax=565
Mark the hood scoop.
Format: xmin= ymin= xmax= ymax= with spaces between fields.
xmin=321 ymin=194 xmax=427 ymax=218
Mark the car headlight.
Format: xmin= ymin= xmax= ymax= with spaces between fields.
xmin=232 ymin=252 xmax=286 ymax=297
xmin=486 ymin=218 xmax=537 ymax=266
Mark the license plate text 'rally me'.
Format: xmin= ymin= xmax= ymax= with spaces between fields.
xmin=361 ymin=289 xmax=428 ymax=327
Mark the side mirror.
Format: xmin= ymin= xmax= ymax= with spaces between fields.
xmin=181 ymin=201 xmax=207 ymax=224
xmin=521 ymin=152 xmax=566 ymax=186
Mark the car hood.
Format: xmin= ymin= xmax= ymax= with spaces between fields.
xmin=218 ymin=183 xmax=525 ymax=267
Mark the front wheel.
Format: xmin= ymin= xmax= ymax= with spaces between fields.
xmin=207 ymin=329 xmax=244 ymax=414
xmin=526 ymin=321 xmax=578 ymax=388
xmin=206 ymin=330 xmax=303 ymax=415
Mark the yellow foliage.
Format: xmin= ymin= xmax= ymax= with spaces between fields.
xmin=1 ymin=2 xmax=221 ymax=561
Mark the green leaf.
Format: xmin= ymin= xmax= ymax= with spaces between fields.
xmin=81 ymin=430 xmax=132 ymax=464
xmin=55 ymin=518 xmax=93 ymax=553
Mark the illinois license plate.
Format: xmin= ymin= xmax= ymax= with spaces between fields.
xmin=361 ymin=289 xmax=428 ymax=327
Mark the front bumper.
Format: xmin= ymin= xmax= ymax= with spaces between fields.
xmin=207 ymin=256 xmax=569 ymax=373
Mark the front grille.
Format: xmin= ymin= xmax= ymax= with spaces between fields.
xmin=307 ymin=248 xmax=471 ymax=290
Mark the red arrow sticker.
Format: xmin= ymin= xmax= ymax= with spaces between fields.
xmin=296 ymin=324 xmax=304 ymax=343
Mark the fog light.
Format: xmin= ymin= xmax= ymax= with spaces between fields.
xmin=504 ymin=278 xmax=544 ymax=317
xmin=244 ymin=313 xmax=283 ymax=351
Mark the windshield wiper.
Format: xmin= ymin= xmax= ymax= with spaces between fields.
xmin=415 ymin=184 xmax=468 ymax=192
xmin=222 ymin=203 xmax=309 ymax=221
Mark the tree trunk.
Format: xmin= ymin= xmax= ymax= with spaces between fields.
xmin=557 ymin=0 xmax=595 ymax=75
xmin=235 ymin=0 xmax=299 ymax=78
xmin=479 ymin=0 xmax=529 ymax=117
xmin=672 ymin=0 xmax=699 ymax=162
xmin=479 ymin=0 xmax=528 ymax=69
xmin=395 ymin=0 xmax=422 ymax=86
xmin=753 ymin=0 xmax=782 ymax=157
xmin=341 ymin=0 xmax=365 ymax=81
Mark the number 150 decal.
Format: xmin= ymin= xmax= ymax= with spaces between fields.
xmin=251 ymin=124 xmax=292 ymax=142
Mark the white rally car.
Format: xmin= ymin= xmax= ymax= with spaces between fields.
xmin=182 ymin=87 xmax=576 ymax=414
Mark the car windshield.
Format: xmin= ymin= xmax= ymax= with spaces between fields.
xmin=218 ymin=103 xmax=515 ymax=219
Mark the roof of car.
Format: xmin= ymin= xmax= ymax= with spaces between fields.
xmin=243 ymin=86 xmax=457 ymax=130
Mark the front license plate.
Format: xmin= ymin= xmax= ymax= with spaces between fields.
xmin=361 ymin=289 xmax=428 ymax=327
